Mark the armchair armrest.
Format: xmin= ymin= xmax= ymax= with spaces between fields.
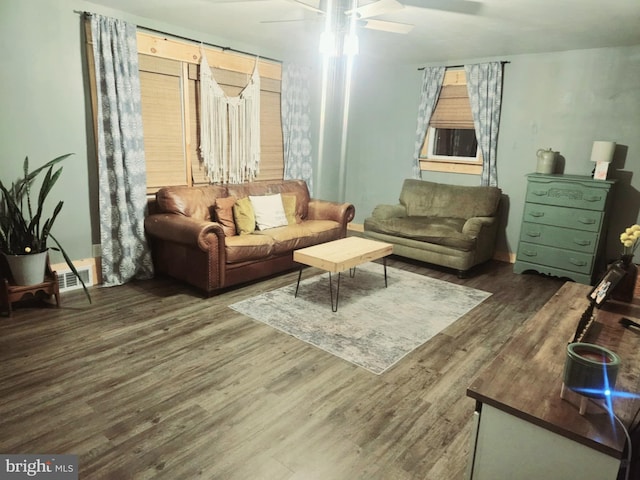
xmin=307 ymin=199 xmax=356 ymax=226
xmin=144 ymin=214 xmax=225 ymax=251
xmin=371 ymin=204 xmax=407 ymax=220
xmin=462 ymin=216 xmax=497 ymax=237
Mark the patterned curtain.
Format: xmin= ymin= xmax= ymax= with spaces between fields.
xmin=90 ymin=14 xmax=154 ymax=286
xmin=465 ymin=62 xmax=503 ymax=187
xmin=412 ymin=66 xmax=446 ymax=178
xmin=281 ymin=63 xmax=314 ymax=195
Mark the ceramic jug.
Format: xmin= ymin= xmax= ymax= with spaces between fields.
xmin=536 ymin=148 xmax=556 ymax=174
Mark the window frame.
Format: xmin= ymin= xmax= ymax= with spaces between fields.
xmin=419 ymin=69 xmax=483 ymax=175
xmin=424 ymin=126 xmax=480 ymax=162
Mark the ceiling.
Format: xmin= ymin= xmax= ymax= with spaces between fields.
xmin=85 ymin=0 xmax=640 ymax=64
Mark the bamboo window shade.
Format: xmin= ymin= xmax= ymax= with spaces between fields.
xmin=85 ymin=23 xmax=284 ymax=194
xmin=428 ymin=69 xmax=475 ymax=129
xmin=139 ymin=55 xmax=187 ymax=189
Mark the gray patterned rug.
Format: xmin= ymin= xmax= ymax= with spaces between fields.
xmin=229 ymin=263 xmax=491 ymax=374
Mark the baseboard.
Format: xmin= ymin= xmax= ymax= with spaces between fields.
xmin=494 ymin=250 xmax=515 ymax=264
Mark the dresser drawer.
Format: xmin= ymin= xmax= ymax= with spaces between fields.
xmin=520 ymin=222 xmax=598 ymax=253
xmin=526 ymin=179 xmax=608 ymax=211
xmin=523 ymin=203 xmax=603 ymax=232
xmin=517 ymin=243 xmax=594 ymax=274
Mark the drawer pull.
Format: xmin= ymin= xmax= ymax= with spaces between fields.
xmin=585 ymin=195 xmax=602 ymax=202
xmin=522 ymin=250 xmax=538 ymax=257
xmin=525 ymin=231 xmax=541 ymax=238
xmin=573 ymin=239 xmax=592 ymax=246
xmin=569 ymin=258 xmax=587 ymax=267
xmin=578 ymin=217 xmax=596 ymax=225
xmin=531 ymin=190 xmax=548 ymax=197
xmin=529 ymin=211 xmax=545 ymax=218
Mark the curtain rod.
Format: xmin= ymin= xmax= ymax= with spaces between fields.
xmin=77 ymin=10 xmax=282 ymax=64
xmin=417 ymin=60 xmax=510 ymax=71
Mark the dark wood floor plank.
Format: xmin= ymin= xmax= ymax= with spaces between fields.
xmin=0 ymin=258 xmax=564 ymax=479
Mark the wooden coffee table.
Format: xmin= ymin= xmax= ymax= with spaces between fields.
xmin=293 ymin=236 xmax=393 ymax=312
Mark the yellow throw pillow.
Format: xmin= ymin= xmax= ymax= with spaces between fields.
xmin=233 ymin=197 xmax=256 ymax=235
xmin=281 ymin=194 xmax=297 ymax=225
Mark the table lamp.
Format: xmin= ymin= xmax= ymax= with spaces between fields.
xmin=591 ymin=141 xmax=616 ymax=179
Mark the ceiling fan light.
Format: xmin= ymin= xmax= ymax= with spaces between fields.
xmin=319 ymin=30 xmax=337 ymax=56
xmin=343 ymin=33 xmax=359 ymax=56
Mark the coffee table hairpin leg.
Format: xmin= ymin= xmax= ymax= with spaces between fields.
xmin=295 ymin=258 xmax=389 ymax=313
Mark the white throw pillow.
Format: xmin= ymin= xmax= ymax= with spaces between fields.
xmin=249 ymin=194 xmax=288 ymax=230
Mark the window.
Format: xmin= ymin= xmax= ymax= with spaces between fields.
xmin=419 ymin=69 xmax=482 ymax=175
xmin=85 ymin=26 xmax=284 ymax=195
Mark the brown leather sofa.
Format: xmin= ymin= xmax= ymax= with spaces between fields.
xmin=145 ymin=179 xmax=355 ymax=295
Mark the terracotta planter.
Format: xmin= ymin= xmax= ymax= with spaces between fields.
xmin=3 ymin=251 xmax=48 ymax=286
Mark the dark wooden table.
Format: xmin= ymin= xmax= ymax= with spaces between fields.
xmin=466 ymin=281 xmax=640 ymax=479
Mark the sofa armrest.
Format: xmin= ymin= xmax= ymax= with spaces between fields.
xmin=462 ymin=216 xmax=497 ymax=237
xmin=144 ymin=214 xmax=226 ymax=251
xmin=307 ymin=199 xmax=356 ymax=226
xmin=371 ymin=204 xmax=407 ymax=220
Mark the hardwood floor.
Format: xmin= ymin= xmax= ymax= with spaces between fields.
xmin=0 ymin=258 xmax=564 ymax=479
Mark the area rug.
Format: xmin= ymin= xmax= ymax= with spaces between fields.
xmin=229 ymin=263 xmax=491 ymax=374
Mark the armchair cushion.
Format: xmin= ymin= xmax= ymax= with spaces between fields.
xmin=365 ymin=216 xmax=473 ymax=250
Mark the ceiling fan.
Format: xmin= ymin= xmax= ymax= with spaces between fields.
xmin=262 ymin=0 xmax=483 ymax=35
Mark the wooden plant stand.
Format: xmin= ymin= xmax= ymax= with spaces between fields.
xmin=0 ymin=263 xmax=60 ymax=317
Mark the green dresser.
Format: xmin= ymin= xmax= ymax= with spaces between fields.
xmin=513 ymin=173 xmax=615 ymax=285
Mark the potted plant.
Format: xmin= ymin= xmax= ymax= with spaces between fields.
xmin=0 ymin=154 xmax=91 ymax=302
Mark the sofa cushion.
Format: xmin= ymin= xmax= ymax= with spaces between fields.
xmin=214 ymin=196 xmax=237 ymax=237
xmin=365 ymin=216 xmax=475 ymax=251
xmin=399 ymin=179 xmax=501 ymax=219
xmin=156 ymin=184 xmax=227 ymax=221
xmin=255 ymin=220 xmax=341 ymax=254
xmin=233 ymin=197 xmax=256 ymax=235
xmin=224 ymin=234 xmax=275 ymax=263
xmin=249 ymin=193 xmax=288 ymax=230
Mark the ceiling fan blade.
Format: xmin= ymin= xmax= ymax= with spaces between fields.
xmin=260 ymin=18 xmax=314 ymax=24
xmin=290 ymin=0 xmax=324 ymax=14
xmin=361 ymin=19 xmax=414 ymax=34
xmin=350 ymin=0 xmax=404 ymax=19
xmin=400 ymin=0 xmax=483 ymax=15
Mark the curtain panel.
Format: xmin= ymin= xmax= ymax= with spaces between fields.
xmin=281 ymin=63 xmax=314 ymax=195
xmin=464 ymin=62 xmax=503 ymax=187
xmin=90 ymin=14 xmax=154 ymax=286
xmin=412 ymin=66 xmax=446 ymax=178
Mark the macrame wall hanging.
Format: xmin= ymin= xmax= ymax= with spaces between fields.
xmin=199 ymin=47 xmax=261 ymax=184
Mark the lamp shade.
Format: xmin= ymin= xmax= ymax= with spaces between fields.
xmin=590 ymin=141 xmax=616 ymax=163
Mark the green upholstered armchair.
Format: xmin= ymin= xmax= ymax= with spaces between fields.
xmin=363 ymin=179 xmax=502 ymax=277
